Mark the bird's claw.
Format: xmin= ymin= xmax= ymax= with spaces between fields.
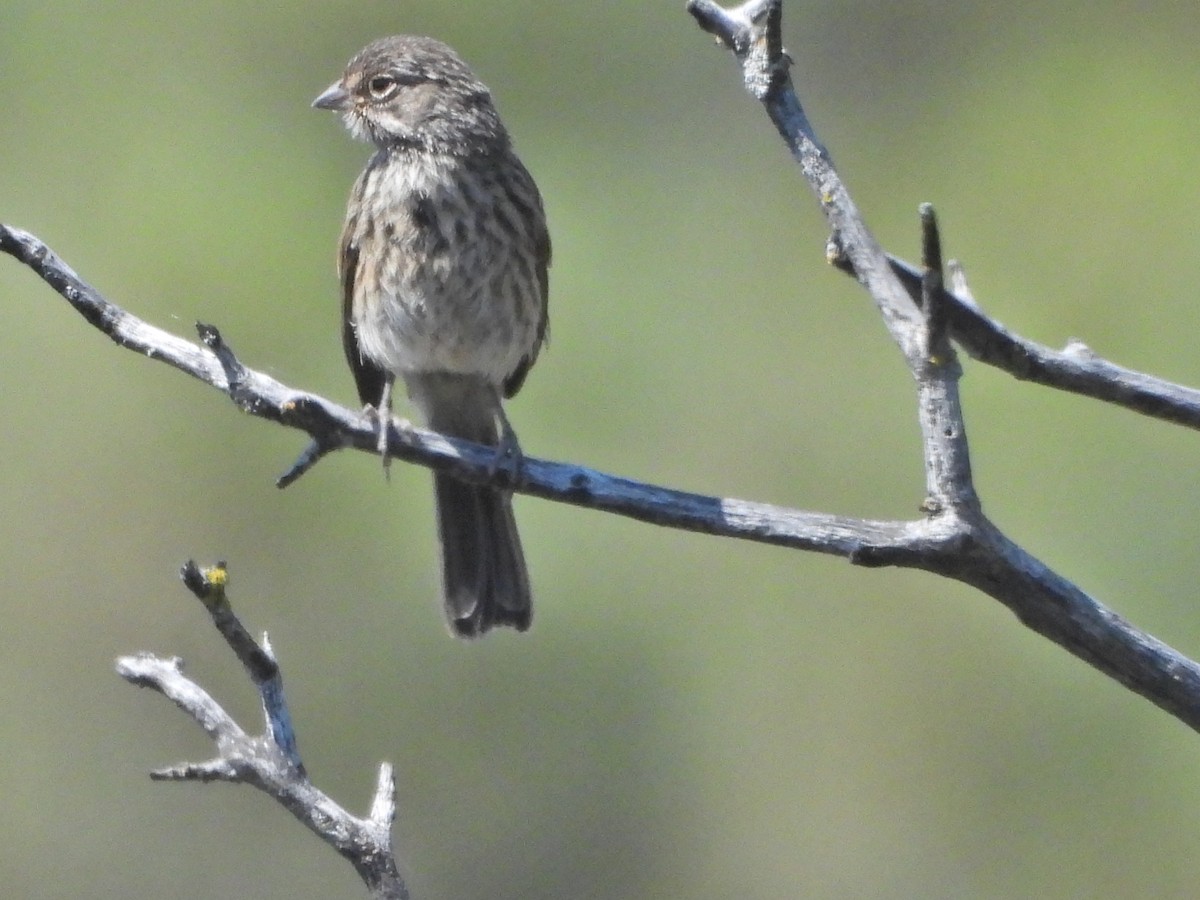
xmin=363 ymin=403 xmax=412 ymax=482
xmin=488 ymin=420 xmax=524 ymax=485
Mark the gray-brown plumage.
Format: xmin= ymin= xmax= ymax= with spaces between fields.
xmin=313 ymin=36 xmax=549 ymax=637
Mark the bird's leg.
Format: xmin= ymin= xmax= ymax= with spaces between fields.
xmin=373 ymin=373 xmax=397 ymax=479
xmin=490 ymin=403 xmax=524 ymax=484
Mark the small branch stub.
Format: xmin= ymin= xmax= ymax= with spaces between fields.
xmin=919 ymin=203 xmax=950 ymax=364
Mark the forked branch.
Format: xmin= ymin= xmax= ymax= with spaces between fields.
xmin=116 ymin=562 xmax=408 ymax=900
xmin=686 ymin=0 xmax=1200 ymax=726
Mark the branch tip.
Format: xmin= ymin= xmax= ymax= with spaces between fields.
xmin=918 ymin=205 xmax=949 ymax=358
xmin=150 ymin=758 xmax=237 ymax=782
xmin=370 ymin=763 xmax=398 ymax=828
xmin=277 ymin=436 xmax=338 ymax=488
xmin=919 ymin=203 xmax=942 ymax=274
xmin=115 ymin=652 xmax=185 ymax=686
xmin=196 ymin=321 xmax=222 ymax=349
xmin=180 ymin=559 xmax=230 ymax=609
xmin=945 ymin=259 xmax=982 ymax=311
xmin=687 ymin=0 xmax=783 ymax=59
xmin=761 ymin=0 xmax=784 ymax=61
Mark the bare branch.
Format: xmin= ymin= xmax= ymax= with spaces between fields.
xmin=889 ymin=254 xmax=1200 ymax=430
xmin=0 ymin=223 xmax=942 ymax=558
xmin=116 ymin=562 xmax=408 ymax=900
xmin=686 ymin=2 xmax=1200 ymax=432
xmin=688 ymin=0 xmax=925 ymax=364
xmin=683 ymin=0 xmax=1200 ymax=730
xmin=912 ymin=203 xmax=977 ymax=514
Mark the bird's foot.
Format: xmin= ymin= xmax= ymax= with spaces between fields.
xmin=363 ymin=403 xmax=412 ymax=482
xmin=488 ymin=412 xmax=524 ymax=486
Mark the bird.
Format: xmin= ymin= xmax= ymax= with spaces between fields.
xmin=313 ymin=36 xmax=549 ymax=637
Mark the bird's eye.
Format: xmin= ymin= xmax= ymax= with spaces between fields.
xmin=367 ymin=76 xmax=397 ymax=99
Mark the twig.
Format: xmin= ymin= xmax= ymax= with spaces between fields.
xmin=116 ymin=562 xmax=408 ymax=900
xmin=888 ymin=253 xmax=1200 ymax=430
xmin=913 ymin=203 xmax=975 ymax=514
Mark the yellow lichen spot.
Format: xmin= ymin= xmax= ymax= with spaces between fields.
xmin=203 ymin=563 xmax=229 ymax=588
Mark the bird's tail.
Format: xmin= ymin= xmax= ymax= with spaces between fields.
xmin=407 ymin=372 xmax=532 ymax=637
xmin=434 ymin=472 xmax=531 ymax=636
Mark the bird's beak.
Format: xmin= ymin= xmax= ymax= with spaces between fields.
xmin=312 ymin=82 xmax=351 ymax=111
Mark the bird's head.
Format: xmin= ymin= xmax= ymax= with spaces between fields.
xmin=313 ymin=35 xmax=507 ymax=156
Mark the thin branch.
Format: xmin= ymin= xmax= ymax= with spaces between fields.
xmin=0 ymin=223 xmax=946 ymax=559
xmin=887 ymin=254 xmax=1200 ymax=430
xmin=116 ymin=562 xmax=408 ymax=900
xmin=177 ymin=560 xmax=304 ymax=771
xmin=687 ymin=2 xmax=1200 ymax=431
xmin=918 ymin=203 xmax=947 ymax=358
xmin=689 ymin=0 xmax=924 ymax=364
xmin=913 ymin=203 xmax=976 ymax=514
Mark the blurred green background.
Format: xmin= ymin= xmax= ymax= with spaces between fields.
xmin=3 ymin=1 xmax=1200 ymax=897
